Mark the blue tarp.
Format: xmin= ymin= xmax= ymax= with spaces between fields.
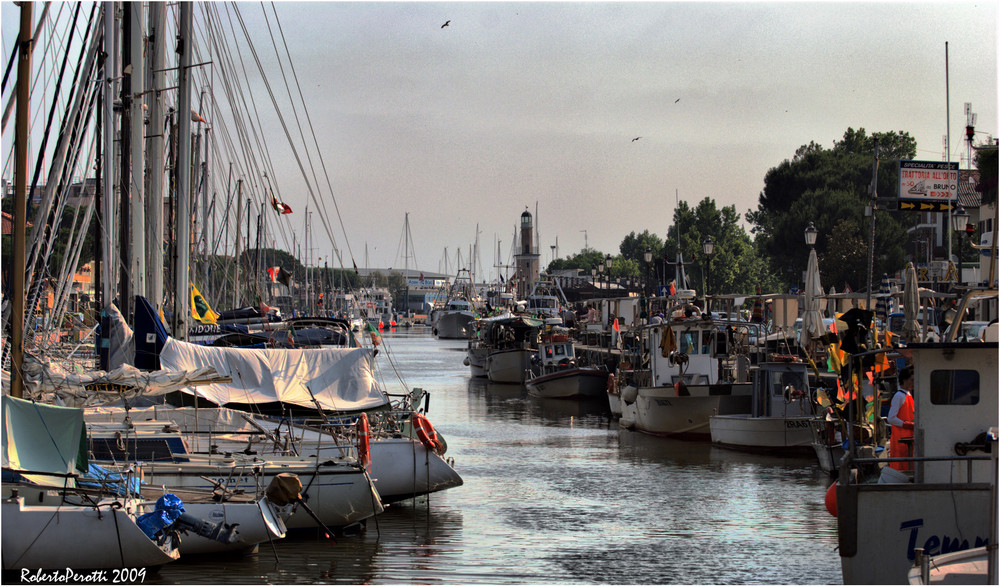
xmin=136 ymin=493 xmax=185 ymax=539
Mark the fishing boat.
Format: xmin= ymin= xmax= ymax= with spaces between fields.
xmin=709 ymin=361 xmax=818 ymax=453
xmin=831 ymin=288 xmax=998 ymax=584
xmin=614 ymin=297 xmax=755 ymax=439
xmin=483 ymin=315 xmax=544 ymax=384
xmin=525 ymin=333 xmax=609 ymax=399
xmin=433 ymin=299 xmax=478 ymax=339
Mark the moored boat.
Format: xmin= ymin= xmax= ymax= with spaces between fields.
xmin=525 ymin=334 xmax=609 ymax=399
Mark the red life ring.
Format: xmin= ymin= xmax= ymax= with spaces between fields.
xmin=357 ymin=412 xmax=371 ymax=469
xmin=412 ymin=412 xmax=442 ymax=453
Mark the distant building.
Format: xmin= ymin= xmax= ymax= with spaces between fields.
xmin=514 ymin=209 xmax=540 ymax=299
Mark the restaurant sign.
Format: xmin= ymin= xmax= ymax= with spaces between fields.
xmin=898 ymin=160 xmax=958 ymax=202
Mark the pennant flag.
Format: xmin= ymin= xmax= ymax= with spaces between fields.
xmin=190 ymin=283 xmax=220 ymax=324
xmin=191 ymin=109 xmax=207 ymax=123
xmin=270 ymin=192 xmax=292 ymax=215
xmin=419 ymin=272 xmax=424 ymax=281
xmin=366 ymin=322 xmax=381 ymax=347
xmin=267 ymin=266 xmax=292 ymax=287
xmin=669 ymin=281 xmax=676 ymax=296
xmin=316 ymin=292 xmax=324 ymax=307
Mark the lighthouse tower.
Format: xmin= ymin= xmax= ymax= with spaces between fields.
xmin=514 ymin=209 xmax=540 ymax=300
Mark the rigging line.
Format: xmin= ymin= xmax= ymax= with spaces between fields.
xmin=230 ymin=5 xmax=337 ymax=258
xmin=0 ymin=1 xmax=52 ymax=132
xmin=266 ymin=1 xmax=349 ymax=262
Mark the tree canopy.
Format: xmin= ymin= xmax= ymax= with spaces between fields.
xmin=747 ymin=127 xmax=915 ymax=292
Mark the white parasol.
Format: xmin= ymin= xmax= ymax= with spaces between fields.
xmin=799 ymin=247 xmax=825 ymax=348
xmin=902 ymin=262 xmax=921 ymax=342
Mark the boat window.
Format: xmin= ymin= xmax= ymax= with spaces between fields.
xmin=701 ymin=330 xmax=712 ymax=354
xmin=928 ymin=369 xmax=980 ymax=405
xmin=545 ymin=346 xmax=554 ymax=358
xmin=679 ymin=331 xmax=698 ymax=354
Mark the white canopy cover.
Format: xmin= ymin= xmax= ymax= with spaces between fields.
xmin=159 ymin=338 xmax=388 ymax=412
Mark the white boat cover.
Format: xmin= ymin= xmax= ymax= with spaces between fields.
xmin=159 ymin=337 xmax=389 ymax=412
xmin=2 ymin=395 xmax=84 ymax=487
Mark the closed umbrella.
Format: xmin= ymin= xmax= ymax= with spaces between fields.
xmin=902 ymin=262 xmax=920 ymax=343
xmin=875 ymin=273 xmax=891 ymax=326
xmin=799 ymin=247 xmax=825 ymax=348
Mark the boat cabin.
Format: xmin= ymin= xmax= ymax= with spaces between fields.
xmin=750 ymin=362 xmax=814 ymax=419
xmin=538 ymin=335 xmax=574 ymax=369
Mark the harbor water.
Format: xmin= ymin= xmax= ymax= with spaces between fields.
xmin=155 ymin=327 xmax=843 ymax=584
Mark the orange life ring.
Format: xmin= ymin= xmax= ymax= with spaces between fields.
xmin=606 ymin=372 xmax=616 ymax=395
xmin=357 ymin=412 xmax=371 ymax=469
xmin=412 ymin=412 xmax=442 ymax=453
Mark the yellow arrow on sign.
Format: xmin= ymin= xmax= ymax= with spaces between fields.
xmin=920 ymin=203 xmax=934 ymax=210
xmin=900 ymin=202 xmax=916 ymax=210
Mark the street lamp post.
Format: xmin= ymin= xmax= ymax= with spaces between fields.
xmin=605 ymin=255 xmax=613 ymax=294
xmin=591 ymin=267 xmax=597 ymax=293
xmin=702 ymin=236 xmax=714 ymax=312
xmin=951 ymin=204 xmax=969 ymax=286
xmin=644 ymin=248 xmax=653 ymax=296
xmin=598 ymin=262 xmax=605 ymax=293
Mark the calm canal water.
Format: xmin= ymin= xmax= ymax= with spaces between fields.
xmin=155 ymin=327 xmax=843 ymax=584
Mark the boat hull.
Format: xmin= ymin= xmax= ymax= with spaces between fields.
xmin=434 ymin=312 xmax=475 ymax=339
xmin=367 ymin=438 xmax=464 ymax=502
xmin=709 ymin=414 xmax=815 ymax=453
xmin=486 ymin=348 xmax=533 ymax=384
xmin=838 ymin=484 xmax=993 ymax=584
xmin=2 ymin=498 xmax=180 ymax=570
xmin=173 ymin=498 xmax=287 ymax=555
xmin=467 ymin=347 xmax=488 ymax=378
xmin=133 ymin=458 xmax=383 ymax=530
xmin=619 ymin=383 xmax=752 ymax=439
xmin=525 ymin=369 xmax=608 ymax=399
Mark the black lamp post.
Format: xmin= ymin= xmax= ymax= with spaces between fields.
xmin=644 ymin=248 xmax=653 ymax=296
xmin=702 ymin=236 xmax=714 ymax=311
xmin=605 ymin=255 xmax=613 ymax=293
xmin=951 ymin=204 xmax=969 ymax=285
xmin=598 ymin=262 xmax=605 ymax=293
xmin=591 ymin=267 xmax=597 ymax=293
xmin=804 ymin=222 xmax=818 ymax=249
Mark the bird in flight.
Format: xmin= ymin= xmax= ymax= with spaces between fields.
xmin=632 ymin=137 xmax=641 ymax=142
xmin=441 ymin=20 xmax=450 ymax=28
xmin=674 ymin=98 xmax=680 ymax=103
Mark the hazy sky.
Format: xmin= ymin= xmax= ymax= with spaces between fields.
xmin=3 ymin=2 xmax=997 ymax=281
xmin=242 ymin=1 xmax=998 ymax=277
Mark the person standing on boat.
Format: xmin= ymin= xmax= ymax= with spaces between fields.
xmin=887 ymin=364 xmax=915 ymax=472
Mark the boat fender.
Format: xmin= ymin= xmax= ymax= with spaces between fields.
xmin=357 ymin=412 xmax=371 ymax=469
xmin=621 ymin=384 xmax=638 ymax=405
xmin=412 ymin=412 xmax=443 ymax=454
xmin=824 ymin=482 xmax=837 ymax=517
xmin=606 ymin=373 xmax=616 ymax=396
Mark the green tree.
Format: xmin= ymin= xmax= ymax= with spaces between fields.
xmin=748 ymin=127 xmax=915 ymax=291
xmin=664 ymin=198 xmax=778 ymax=295
xmin=975 ymin=141 xmax=997 ymax=206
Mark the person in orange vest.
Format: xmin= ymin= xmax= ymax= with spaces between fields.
xmin=887 ymin=364 xmax=915 ymax=472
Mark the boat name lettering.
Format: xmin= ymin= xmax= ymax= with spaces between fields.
xmin=900 ymin=518 xmax=990 ymax=561
xmin=784 ymin=420 xmax=810 ymax=429
xmin=19 ymin=568 xmax=146 ymax=584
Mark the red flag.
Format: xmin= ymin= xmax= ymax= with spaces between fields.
xmin=612 ymin=318 xmax=620 ymax=332
xmin=267 ymin=266 xmax=279 ymax=282
xmin=270 ymin=193 xmax=292 ymax=215
xmin=669 ymin=281 xmax=676 ymax=296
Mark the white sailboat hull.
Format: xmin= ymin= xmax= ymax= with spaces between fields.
xmin=367 ymin=438 xmax=464 ymax=502
xmin=525 ymin=368 xmax=608 ymax=399
xmin=172 ymin=497 xmax=287 ymax=555
xmin=2 ymin=497 xmax=180 ymax=570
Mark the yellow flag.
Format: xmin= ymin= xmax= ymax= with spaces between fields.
xmin=190 ymin=283 xmax=220 ymax=324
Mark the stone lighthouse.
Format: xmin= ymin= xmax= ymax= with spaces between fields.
xmin=514 ymin=209 xmax=539 ymax=300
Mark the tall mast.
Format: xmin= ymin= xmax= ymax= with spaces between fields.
xmin=126 ymin=1 xmax=145 ymax=318
xmin=10 ymin=2 xmax=33 ymax=398
xmin=172 ymin=2 xmax=193 ymax=340
xmin=145 ymin=1 xmax=166 ymax=308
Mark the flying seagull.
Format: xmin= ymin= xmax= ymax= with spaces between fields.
xmin=674 ymin=98 xmax=680 ymax=103
xmin=632 ymin=137 xmax=641 ymax=142
xmin=441 ymin=20 xmax=450 ymax=28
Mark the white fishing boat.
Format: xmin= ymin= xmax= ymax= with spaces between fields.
xmin=433 ymin=299 xmax=477 ymax=339
xmin=615 ymin=300 xmax=754 ymax=439
xmin=484 ymin=316 xmax=544 ymax=384
xmin=525 ymin=334 xmax=609 ymax=399
xmin=709 ymin=361 xmax=818 ymax=453
xmin=832 ymin=289 xmax=998 ymax=584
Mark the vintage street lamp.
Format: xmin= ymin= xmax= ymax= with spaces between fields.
xmin=644 ymin=248 xmax=653 ymax=296
xmin=804 ymin=222 xmax=818 ymax=249
xmin=951 ymin=204 xmax=969 ymax=285
xmin=702 ymin=236 xmax=715 ymax=310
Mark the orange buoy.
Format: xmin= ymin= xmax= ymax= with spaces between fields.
xmin=412 ymin=412 xmax=442 ymax=453
xmin=825 ymin=482 xmax=838 ymax=517
xmin=357 ymin=412 xmax=371 ymax=469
